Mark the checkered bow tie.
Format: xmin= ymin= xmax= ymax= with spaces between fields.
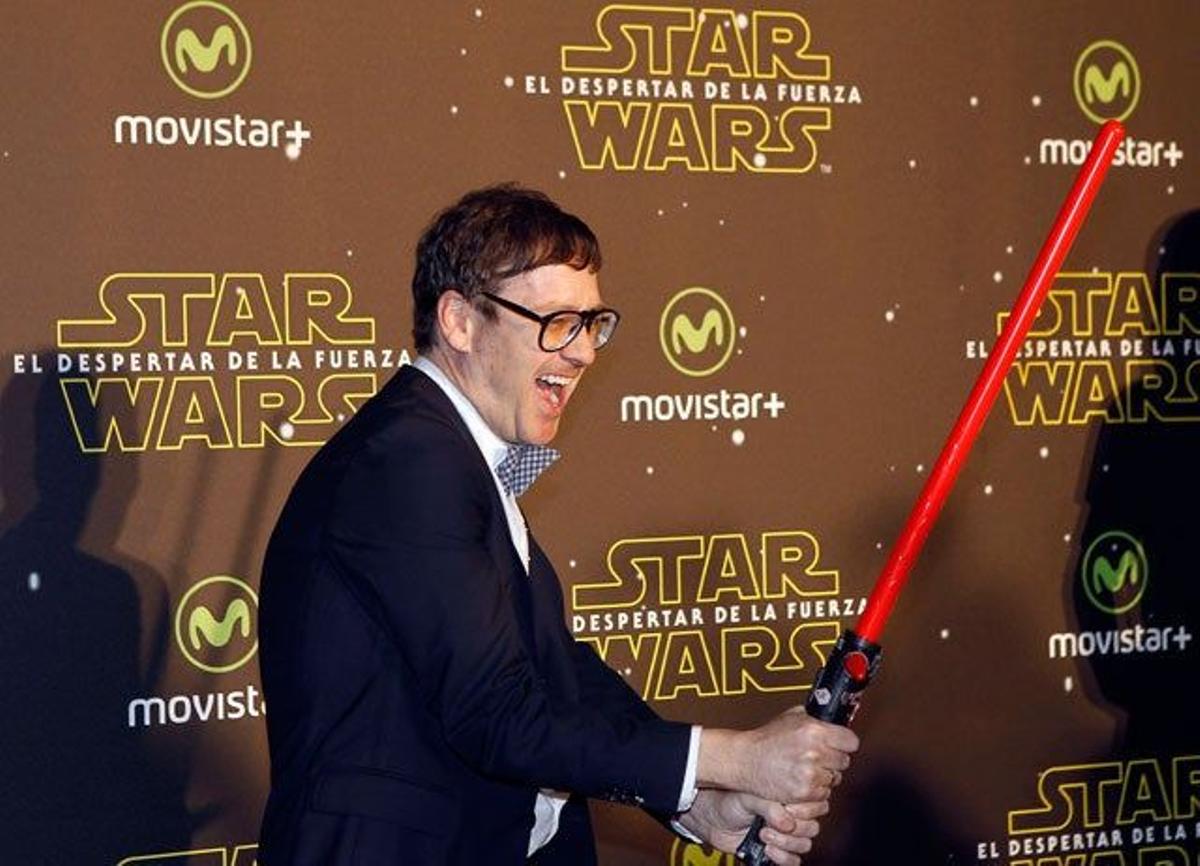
xmin=496 ymin=444 xmax=560 ymax=497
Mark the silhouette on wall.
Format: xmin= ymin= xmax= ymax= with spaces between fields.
xmin=0 ymin=355 xmax=192 ymax=863
xmin=1071 ymin=210 xmax=1200 ymax=756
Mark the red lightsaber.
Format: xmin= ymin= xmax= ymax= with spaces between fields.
xmin=738 ymin=119 xmax=1125 ymax=864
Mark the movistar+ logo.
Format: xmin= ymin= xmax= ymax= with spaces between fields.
xmin=1081 ymin=531 xmax=1148 ymax=614
xmin=1073 ymin=40 xmax=1140 ymax=124
xmin=118 ymin=1 xmax=310 ymax=153
xmin=621 ymin=284 xmax=783 ymax=424
xmin=175 ymin=575 xmax=259 ymax=672
xmin=660 ymin=287 xmax=737 ymax=377
xmin=161 ymin=1 xmax=253 ymax=99
xmin=189 ymin=597 xmax=252 ymax=650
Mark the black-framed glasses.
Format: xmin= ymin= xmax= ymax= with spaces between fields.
xmin=480 ymin=291 xmax=621 ymax=352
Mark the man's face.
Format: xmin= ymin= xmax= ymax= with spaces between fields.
xmin=458 ymin=263 xmax=603 ymax=445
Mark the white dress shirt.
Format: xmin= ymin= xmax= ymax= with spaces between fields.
xmin=413 ymin=356 xmax=699 ymax=855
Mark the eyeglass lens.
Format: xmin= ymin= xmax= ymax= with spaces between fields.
xmin=542 ymin=311 xmax=618 ymax=351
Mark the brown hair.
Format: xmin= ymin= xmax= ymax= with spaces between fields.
xmin=411 ymin=184 xmax=602 ymax=351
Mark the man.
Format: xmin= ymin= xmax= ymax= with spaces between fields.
xmin=258 ymin=185 xmax=859 ymax=865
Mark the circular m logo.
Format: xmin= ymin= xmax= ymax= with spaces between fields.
xmin=659 ymin=287 xmax=737 ymax=378
xmin=174 ymin=575 xmax=259 ymax=673
xmin=1081 ymin=531 xmax=1148 ymax=614
xmin=161 ymin=1 xmax=252 ymax=100
xmin=1073 ymin=40 xmax=1140 ymax=124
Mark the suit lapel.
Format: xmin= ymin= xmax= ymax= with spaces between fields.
xmin=527 ymin=534 xmax=580 ymax=704
xmin=388 ymin=365 xmax=540 ymax=657
xmin=385 ymin=366 xmax=572 ymax=681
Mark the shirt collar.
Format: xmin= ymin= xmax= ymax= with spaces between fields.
xmin=413 ymin=355 xmax=509 ymax=473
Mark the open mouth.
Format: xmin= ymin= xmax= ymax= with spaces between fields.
xmin=536 ymin=373 xmax=574 ymax=409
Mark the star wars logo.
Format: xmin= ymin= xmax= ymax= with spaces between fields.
xmin=570 ymin=529 xmax=865 ymax=701
xmin=10 ymin=272 xmax=412 ymax=452
xmin=118 ymin=842 xmax=258 ymax=865
xmin=525 ymin=5 xmax=862 ymax=173
xmin=963 ymin=271 xmax=1200 ymax=426
xmin=973 ymin=756 xmax=1200 ymax=865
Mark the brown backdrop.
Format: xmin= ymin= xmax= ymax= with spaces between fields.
xmin=2 ymin=2 xmax=1197 ymax=864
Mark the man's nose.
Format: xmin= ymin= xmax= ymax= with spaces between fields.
xmin=560 ymin=325 xmax=597 ymax=367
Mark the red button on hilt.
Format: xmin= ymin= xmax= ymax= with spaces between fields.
xmin=843 ymin=650 xmax=869 ymax=682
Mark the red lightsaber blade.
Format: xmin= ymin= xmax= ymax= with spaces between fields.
xmin=857 ymin=118 xmax=1125 ymax=644
xmin=738 ymin=120 xmax=1124 ymax=865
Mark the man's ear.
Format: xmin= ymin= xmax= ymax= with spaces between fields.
xmin=436 ymin=290 xmax=475 ymax=353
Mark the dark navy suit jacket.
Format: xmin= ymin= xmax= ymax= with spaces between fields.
xmin=258 ymin=365 xmax=691 ymax=865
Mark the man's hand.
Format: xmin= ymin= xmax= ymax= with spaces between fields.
xmin=677 ymin=789 xmax=828 ymax=866
xmin=697 ymin=708 xmax=859 ymax=804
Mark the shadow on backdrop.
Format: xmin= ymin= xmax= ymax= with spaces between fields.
xmin=1070 ymin=210 xmax=1200 ymax=756
xmin=0 ymin=354 xmax=192 ymax=863
xmin=819 ymin=762 xmax=971 ymax=866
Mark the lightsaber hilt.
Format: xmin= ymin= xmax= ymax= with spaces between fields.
xmin=803 ymin=629 xmax=883 ymax=724
xmin=736 ymin=631 xmax=881 ymax=864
